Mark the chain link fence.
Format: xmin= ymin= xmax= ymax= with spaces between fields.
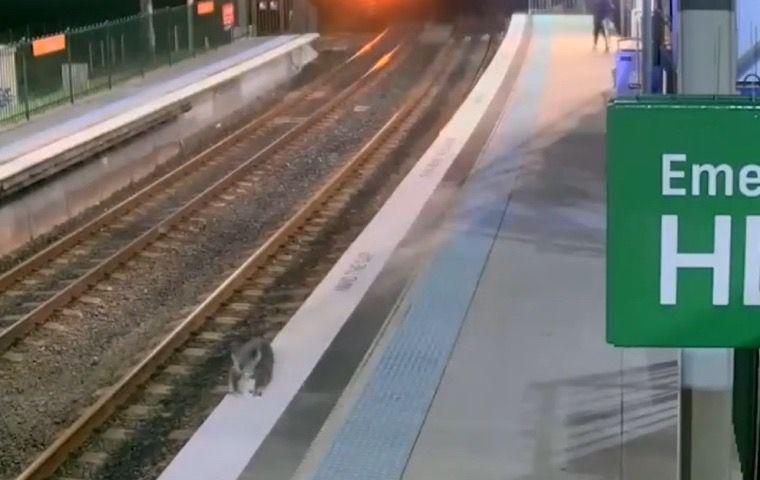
xmin=0 ymin=0 xmax=298 ymax=125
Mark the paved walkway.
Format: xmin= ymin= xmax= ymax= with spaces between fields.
xmin=298 ymin=15 xmax=678 ymax=480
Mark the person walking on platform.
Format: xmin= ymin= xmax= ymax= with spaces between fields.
xmin=592 ymin=0 xmax=614 ymax=52
xmin=652 ymin=0 xmax=674 ymax=92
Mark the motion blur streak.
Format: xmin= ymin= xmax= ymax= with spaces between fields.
xmin=346 ymin=28 xmax=390 ymax=63
xmin=367 ymin=45 xmax=400 ymax=75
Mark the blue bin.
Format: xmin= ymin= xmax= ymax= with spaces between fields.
xmin=613 ymin=38 xmax=669 ymax=96
xmin=614 ymin=51 xmax=666 ymax=95
xmin=614 ymin=48 xmax=640 ymax=96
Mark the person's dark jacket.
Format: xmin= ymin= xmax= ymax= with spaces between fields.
xmin=592 ymin=0 xmax=613 ymax=19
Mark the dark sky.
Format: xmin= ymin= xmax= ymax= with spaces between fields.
xmin=0 ymin=0 xmax=185 ymax=38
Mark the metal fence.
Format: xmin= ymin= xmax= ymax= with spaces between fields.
xmin=529 ymin=0 xmax=589 ymax=14
xmin=0 ymin=0 xmax=298 ymax=125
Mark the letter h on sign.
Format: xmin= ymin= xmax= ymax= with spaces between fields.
xmin=660 ymin=215 xmax=760 ymax=306
xmin=660 ymin=215 xmax=731 ymax=306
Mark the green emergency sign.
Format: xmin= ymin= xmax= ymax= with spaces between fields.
xmin=607 ymin=96 xmax=760 ymax=347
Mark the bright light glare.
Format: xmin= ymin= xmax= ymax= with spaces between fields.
xmin=347 ymin=28 xmax=389 ymax=63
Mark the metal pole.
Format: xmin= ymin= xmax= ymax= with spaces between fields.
xmin=248 ymin=0 xmax=254 ymax=37
xmin=167 ymin=24 xmax=173 ymax=65
xmin=21 ymin=48 xmax=30 ymax=120
xmin=66 ymin=31 xmax=74 ymax=103
xmin=187 ymin=1 xmax=195 ymax=56
xmin=620 ymin=0 xmax=626 ymax=37
xmin=111 ymin=35 xmax=117 ymax=66
xmin=237 ymin=0 xmax=249 ymax=35
xmin=642 ymin=0 xmax=652 ymax=93
xmin=141 ymin=0 xmax=156 ymax=56
xmin=253 ymin=0 xmax=259 ymax=37
xmin=676 ymin=0 xmax=739 ymax=475
xmin=106 ymin=25 xmax=113 ymax=89
xmin=753 ymin=363 xmax=760 ymax=479
xmin=677 ymin=0 xmax=735 ymax=93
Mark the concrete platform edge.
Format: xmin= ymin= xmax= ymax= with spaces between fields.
xmin=0 ymin=36 xmax=318 ymax=257
xmin=0 ymin=34 xmax=317 ymax=194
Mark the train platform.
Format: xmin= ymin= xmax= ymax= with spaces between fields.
xmin=292 ymin=14 xmax=679 ymax=480
xmin=156 ymin=13 xmax=678 ymax=480
xmin=0 ymin=33 xmax=317 ymax=196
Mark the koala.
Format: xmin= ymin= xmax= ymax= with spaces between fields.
xmin=228 ymin=337 xmax=274 ymax=397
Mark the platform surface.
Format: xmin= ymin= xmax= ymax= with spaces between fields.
xmin=295 ymin=15 xmax=679 ymax=480
xmin=0 ymin=35 xmax=294 ymax=165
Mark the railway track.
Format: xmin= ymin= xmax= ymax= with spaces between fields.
xmin=474 ymin=31 xmax=500 ymax=83
xmin=11 ymin=32 xmax=495 ymax=480
xmin=0 ymin=30 xmax=408 ymax=355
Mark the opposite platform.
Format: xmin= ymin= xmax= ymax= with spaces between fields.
xmin=298 ymin=15 xmax=679 ymax=480
xmin=0 ymin=34 xmax=316 ymax=195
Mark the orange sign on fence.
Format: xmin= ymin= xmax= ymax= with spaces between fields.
xmin=197 ymin=1 xmax=215 ymax=15
xmin=222 ymin=3 xmax=235 ymax=28
xmin=32 ymin=34 xmax=66 ymax=57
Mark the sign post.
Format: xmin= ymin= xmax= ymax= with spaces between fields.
xmin=607 ymin=96 xmax=759 ymax=479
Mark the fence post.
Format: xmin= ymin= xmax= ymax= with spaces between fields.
xmin=106 ymin=24 xmax=113 ymax=89
xmin=187 ymin=2 xmax=195 ymax=56
xmin=252 ymin=0 xmax=259 ymax=37
xmin=21 ymin=48 xmax=30 ymax=120
xmin=142 ymin=0 xmax=157 ymax=57
xmin=230 ymin=4 xmax=235 ymax=45
xmin=66 ymin=30 xmax=75 ymax=104
xmin=111 ymin=34 xmax=117 ymax=66
xmin=167 ymin=23 xmax=173 ymax=65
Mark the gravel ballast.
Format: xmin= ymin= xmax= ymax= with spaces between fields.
xmin=0 ymin=39 xmax=440 ymax=478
